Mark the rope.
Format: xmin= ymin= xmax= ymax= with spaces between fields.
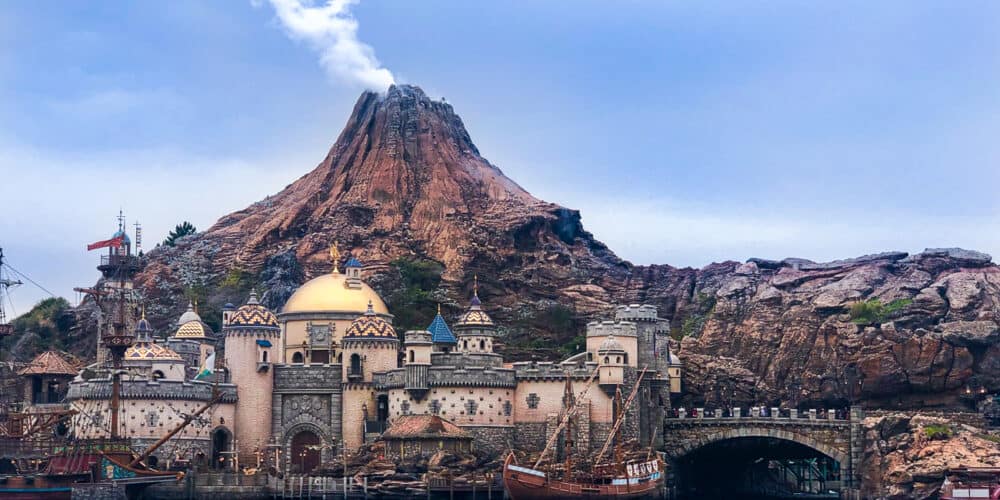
xmin=4 ymin=262 xmax=56 ymax=298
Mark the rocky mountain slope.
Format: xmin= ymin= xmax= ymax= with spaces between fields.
xmin=47 ymin=85 xmax=1000 ymax=410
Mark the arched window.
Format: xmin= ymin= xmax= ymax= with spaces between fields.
xmin=409 ymin=350 xmax=415 ymax=363
xmin=479 ymin=340 xmax=485 ymax=351
xmin=152 ymin=370 xmax=165 ymax=381
xmin=262 ymin=351 xmax=269 ymax=363
xmin=463 ymin=340 xmax=468 ymax=350
xmin=292 ymin=352 xmax=304 ymax=364
xmin=337 ymin=352 xmax=343 ymax=363
xmin=604 ymin=356 xmax=610 ymax=364
xmin=350 ymin=353 xmax=362 ymax=376
xmin=616 ymin=356 xmax=621 ymax=364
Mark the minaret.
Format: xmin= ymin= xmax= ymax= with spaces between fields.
xmin=224 ymin=290 xmax=280 ymax=465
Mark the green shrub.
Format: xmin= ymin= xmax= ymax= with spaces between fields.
xmin=849 ymin=298 xmax=912 ymax=325
xmin=923 ymin=424 xmax=953 ymax=440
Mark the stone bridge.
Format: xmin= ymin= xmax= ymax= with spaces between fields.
xmin=661 ymin=406 xmax=864 ymax=498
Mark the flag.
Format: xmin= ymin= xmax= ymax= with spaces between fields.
xmin=196 ymin=351 xmax=216 ymax=380
xmin=87 ymin=235 xmax=125 ymax=251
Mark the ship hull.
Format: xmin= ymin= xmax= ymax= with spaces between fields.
xmin=502 ymin=453 xmax=664 ymax=500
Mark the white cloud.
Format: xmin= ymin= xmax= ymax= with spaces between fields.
xmin=0 ymin=142 xmax=305 ymax=315
xmin=265 ymin=0 xmax=395 ymax=91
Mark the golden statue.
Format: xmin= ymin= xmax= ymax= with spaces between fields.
xmin=329 ymin=243 xmax=341 ymax=274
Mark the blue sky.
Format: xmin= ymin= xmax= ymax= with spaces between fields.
xmin=2 ymin=1 xmax=999 ymax=314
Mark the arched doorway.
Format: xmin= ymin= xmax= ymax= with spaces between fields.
xmin=675 ymin=436 xmax=842 ymax=498
xmin=210 ymin=427 xmax=232 ymax=470
xmin=290 ymin=431 xmax=321 ymax=474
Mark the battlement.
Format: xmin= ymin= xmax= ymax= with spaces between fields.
xmin=273 ymin=363 xmax=342 ymax=390
xmin=374 ymin=365 xmax=516 ymax=390
xmin=67 ymin=379 xmax=238 ymax=403
xmin=430 ymin=352 xmax=505 ymax=369
xmin=585 ymin=320 xmax=638 ymax=338
xmin=614 ymin=304 xmax=660 ymax=322
xmin=512 ymin=360 xmax=601 ymax=381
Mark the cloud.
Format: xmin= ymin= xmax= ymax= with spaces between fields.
xmin=265 ymin=0 xmax=395 ymax=91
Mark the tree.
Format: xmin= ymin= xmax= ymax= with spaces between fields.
xmin=163 ymin=222 xmax=197 ymax=247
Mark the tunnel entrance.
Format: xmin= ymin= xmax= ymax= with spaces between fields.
xmin=675 ymin=437 xmax=841 ymax=499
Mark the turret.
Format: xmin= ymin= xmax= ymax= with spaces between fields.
xmin=223 ymin=290 xmax=280 ymax=465
xmin=403 ymin=330 xmax=431 ymax=396
xmin=341 ymin=301 xmax=398 ymax=450
xmin=345 ymin=256 xmax=363 ymax=289
xmin=453 ymin=276 xmax=497 ymax=354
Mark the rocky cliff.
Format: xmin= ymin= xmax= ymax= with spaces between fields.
xmin=58 ymin=85 xmax=1000 ymax=410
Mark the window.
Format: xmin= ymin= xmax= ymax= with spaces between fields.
xmin=479 ymin=340 xmax=485 ymax=350
xmin=409 ymin=350 xmax=415 ymax=363
xmin=292 ymin=352 xmax=304 ymax=364
xmin=465 ymin=399 xmax=478 ymax=415
xmin=350 ymin=353 xmax=362 ymax=376
xmin=152 ymin=370 xmax=165 ymax=381
xmin=262 ymin=351 xmax=269 ymax=363
xmin=503 ymin=400 xmax=513 ymax=416
xmin=604 ymin=356 xmax=609 ymax=364
xmin=526 ymin=393 xmax=540 ymax=409
xmin=463 ymin=340 xmax=468 ymax=350
xmin=429 ymin=400 xmax=441 ymax=415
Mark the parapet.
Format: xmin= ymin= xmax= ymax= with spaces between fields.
xmin=512 ymin=360 xmax=601 ymax=381
xmin=614 ymin=304 xmax=660 ymax=322
xmin=585 ymin=320 xmax=638 ymax=338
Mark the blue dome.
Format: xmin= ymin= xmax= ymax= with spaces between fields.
xmin=427 ymin=312 xmax=456 ymax=344
xmin=345 ymin=257 xmax=363 ymax=268
xmin=112 ymin=229 xmax=132 ymax=245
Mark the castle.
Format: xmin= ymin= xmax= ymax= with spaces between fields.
xmin=59 ymin=240 xmax=682 ymax=473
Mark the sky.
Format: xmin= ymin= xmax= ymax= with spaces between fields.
xmin=2 ymin=1 xmax=1000 ymax=314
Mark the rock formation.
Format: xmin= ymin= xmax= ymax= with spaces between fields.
xmin=54 ymin=84 xmax=1000 ymax=410
xmin=862 ymin=412 xmax=1000 ymax=499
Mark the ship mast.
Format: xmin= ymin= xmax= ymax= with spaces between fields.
xmin=0 ymin=247 xmax=23 ymax=337
xmin=79 ymin=212 xmax=141 ymax=440
xmin=593 ymin=366 xmax=648 ymax=467
xmin=562 ymin=375 xmax=575 ymax=477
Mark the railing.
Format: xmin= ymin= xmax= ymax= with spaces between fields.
xmin=279 ymin=474 xmax=503 ymax=498
xmin=666 ymin=406 xmax=853 ymax=421
xmin=99 ymin=254 xmax=141 ymax=269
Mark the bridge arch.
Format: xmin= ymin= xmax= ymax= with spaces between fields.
xmin=667 ymin=425 xmax=848 ymax=465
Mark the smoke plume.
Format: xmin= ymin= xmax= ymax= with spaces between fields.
xmin=266 ymin=0 xmax=395 ymax=91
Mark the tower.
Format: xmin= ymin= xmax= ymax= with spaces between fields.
xmin=223 ymin=290 xmax=280 ymax=464
xmin=83 ymin=212 xmax=142 ymax=366
xmin=341 ymin=301 xmax=398 ymax=450
xmin=453 ymin=276 xmax=497 ymax=354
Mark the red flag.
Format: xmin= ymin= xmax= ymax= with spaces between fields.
xmin=87 ymin=235 xmax=124 ymax=251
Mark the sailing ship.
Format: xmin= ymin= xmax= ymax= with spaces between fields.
xmin=940 ymin=467 xmax=1000 ymax=500
xmin=0 ymin=224 xmax=217 ymax=499
xmin=502 ymin=366 xmax=665 ymax=499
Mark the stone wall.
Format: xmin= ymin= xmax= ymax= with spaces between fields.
xmin=464 ymin=425 xmax=515 ymax=459
xmin=71 ymin=483 xmax=126 ymax=500
xmin=387 ymin=386 xmax=514 ymax=427
xmin=272 ymin=364 xmax=344 ymax=469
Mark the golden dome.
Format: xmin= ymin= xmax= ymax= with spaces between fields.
xmin=175 ymin=320 xmax=212 ymax=339
xmin=125 ymin=342 xmax=183 ymax=361
xmin=282 ymin=273 xmax=388 ymax=315
xmin=344 ymin=302 xmax=397 ymax=339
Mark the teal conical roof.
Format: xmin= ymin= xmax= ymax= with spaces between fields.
xmin=427 ymin=308 xmax=456 ymax=344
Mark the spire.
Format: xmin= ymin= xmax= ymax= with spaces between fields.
xmin=470 ymin=274 xmax=481 ymax=307
xmin=329 ymin=243 xmax=341 ymax=274
xmin=437 ymin=303 xmax=442 ymax=315
xmin=365 ymin=300 xmax=375 ymax=316
xmin=247 ymin=289 xmax=260 ymax=305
